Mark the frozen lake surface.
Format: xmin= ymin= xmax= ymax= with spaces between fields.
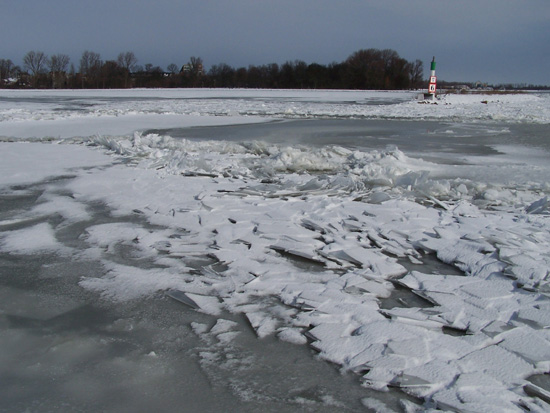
xmin=1 ymin=89 xmax=550 ymax=412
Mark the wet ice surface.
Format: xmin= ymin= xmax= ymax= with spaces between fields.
xmin=0 ymin=177 xmax=390 ymax=412
xmin=1 ymin=89 xmax=550 ymax=412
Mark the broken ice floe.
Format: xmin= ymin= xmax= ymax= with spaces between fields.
xmin=5 ymin=114 xmax=549 ymax=410
xmin=526 ymin=196 xmax=549 ymax=214
xmin=67 ymin=167 xmax=550 ymax=411
xmin=87 ymin=133 xmax=550 ymax=215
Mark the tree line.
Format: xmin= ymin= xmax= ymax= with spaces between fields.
xmin=0 ymin=48 xmax=427 ymax=90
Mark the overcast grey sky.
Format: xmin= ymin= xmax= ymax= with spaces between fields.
xmin=1 ymin=0 xmax=549 ymax=85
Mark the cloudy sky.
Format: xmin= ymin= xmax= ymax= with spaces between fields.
xmin=2 ymin=0 xmax=549 ymax=85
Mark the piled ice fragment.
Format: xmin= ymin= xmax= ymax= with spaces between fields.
xmin=19 ymin=136 xmax=546 ymax=412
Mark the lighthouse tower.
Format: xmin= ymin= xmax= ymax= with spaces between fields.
xmin=427 ymin=56 xmax=437 ymax=99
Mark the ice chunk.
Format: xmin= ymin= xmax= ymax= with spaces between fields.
xmin=393 ymin=359 xmax=460 ymax=399
xmin=79 ymin=264 xmax=191 ymax=302
xmin=524 ymin=382 xmax=550 ymax=405
xmin=365 ymin=192 xmax=391 ymax=204
xmin=432 ymin=372 xmax=525 ymax=412
xmin=166 ymin=290 xmax=200 ymax=310
xmin=517 ymin=304 xmax=550 ymax=328
xmin=459 ymin=344 xmax=534 ymax=384
xmin=526 ymin=196 xmax=548 ymax=214
xmin=209 ymin=318 xmax=239 ymax=335
xmin=177 ymin=292 xmax=223 ymax=316
xmin=497 ymin=327 xmax=550 ymax=365
xmin=0 ymin=222 xmax=70 ymax=255
xmin=277 ymin=327 xmax=308 ymax=345
xmin=245 ymin=312 xmax=279 ymax=338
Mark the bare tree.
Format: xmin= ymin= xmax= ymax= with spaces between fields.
xmin=23 ymin=51 xmax=48 ymax=76
xmin=208 ymin=63 xmax=235 ymax=87
xmin=48 ymin=54 xmax=70 ymax=88
xmin=167 ymin=63 xmax=179 ymax=74
xmin=49 ymin=54 xmax=70 ymax=73
xmin=180 ymin=56 xmax=204 ymax=86
xmin=117 ymin=51 xmax=137 ymax=88
xmin=188 ymin=56 xmax=204 ymax=75
xmin=101 ymin=60 xmax=126 ymax=88
xmin=23 ymin=51 xmax=48 ymax=87
xmin=117 ymin=51 xmax=137 ymax=72
xmin=4 ymin=47 xmax=427 ymax=90
xmin=409 ymin=59 xmax=424 ymax=89
xmin=80 ymin=51 xmax=102 ymax=87
xmin=280 ymin=60 xmax=308 ymax=88
xmin=344 ymin=49 xmax=384 ymax=89
xmin=80 ymin=50 xmax=101 ymax=75
xmin=0 ymin=59 xmax=15 ymax=81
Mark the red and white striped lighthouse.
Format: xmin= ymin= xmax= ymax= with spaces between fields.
xmin=428 ymin=56 xmax=437 ymax=98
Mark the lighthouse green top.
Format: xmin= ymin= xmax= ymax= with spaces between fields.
xmin=431 ymin=57 xmax=436 ymax=71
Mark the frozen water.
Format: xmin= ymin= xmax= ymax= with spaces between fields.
xmin=0 ymin=173 xmax=388 ymax=412
xmin=1 ymin=89 xmax=550 ymax=412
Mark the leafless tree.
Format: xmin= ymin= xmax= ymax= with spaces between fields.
xmin=167 ymin=63 xmax=179 ymax=74
xmin=23 ymin=51 xmax=48 ymax=76
xmin=47 ymin=54 xmax=70 ymax=88
xmin=188 ymin=56 xmax=204 ymax=75
xmin=208 ymin=63 xmax=235 ymax=87
xmin=180 ymin=56 xmax=204 ymax=86
xmin=23 ymin=51 xmax=48 ymax=87
xmin=80 ymin=51 xmax=101 ymax=75
xmin=0 ymin=59 xmax=16 ymax=81
xmin=4 ymin=47 xmax=428 ymax=90
xmin=117 ymin=51 xmax=137 ymax=88
xmin=117 ymin=51 xmax=137 ymax=72
xmin=48 ymin=54 xmax=70 ymax=73
xmin=409 ymin=59 xmax=424 ymax=88
xmin=80 ymin=51 xmax=102 ymax=87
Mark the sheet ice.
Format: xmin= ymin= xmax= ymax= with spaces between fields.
xmin=1 ymin=90 xmax=549 ymax=138
xmin=1 ymin=89 xmax=550 ymax=412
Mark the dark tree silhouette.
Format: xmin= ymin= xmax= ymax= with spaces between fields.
xmin=48 ymin=54 xmax=70 ymax=88
xmin=79 ymin=51 xmax=102 ymax=88
xmin=0 ymin=59 xmax=17 ymax=83
xmin=2 ymin=47 xmax=441 ymax=90
xmin=117 ymin=52 xmax=138 ymax=88
xmin=23 ymin=51 xmax=48 ymax=87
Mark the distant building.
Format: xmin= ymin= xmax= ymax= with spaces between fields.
xmin=180 ymin=63 xmax=203 ymax=76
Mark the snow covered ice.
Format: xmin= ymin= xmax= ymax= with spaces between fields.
xmin=1 ymin=89 xmax=550 ymax=412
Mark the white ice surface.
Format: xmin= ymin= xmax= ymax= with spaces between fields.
xmin=1 ymin=89 xmax=550 ymax=412
xmin=0 ymin=113 xmax=269 ymax=140
xmin=0 ymin=141 xmax=111 ymax=187
xmin=1 ymin=89 xmax=549 ymax=130
xmin=0 ymin=222 xmax=71 ymax=255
